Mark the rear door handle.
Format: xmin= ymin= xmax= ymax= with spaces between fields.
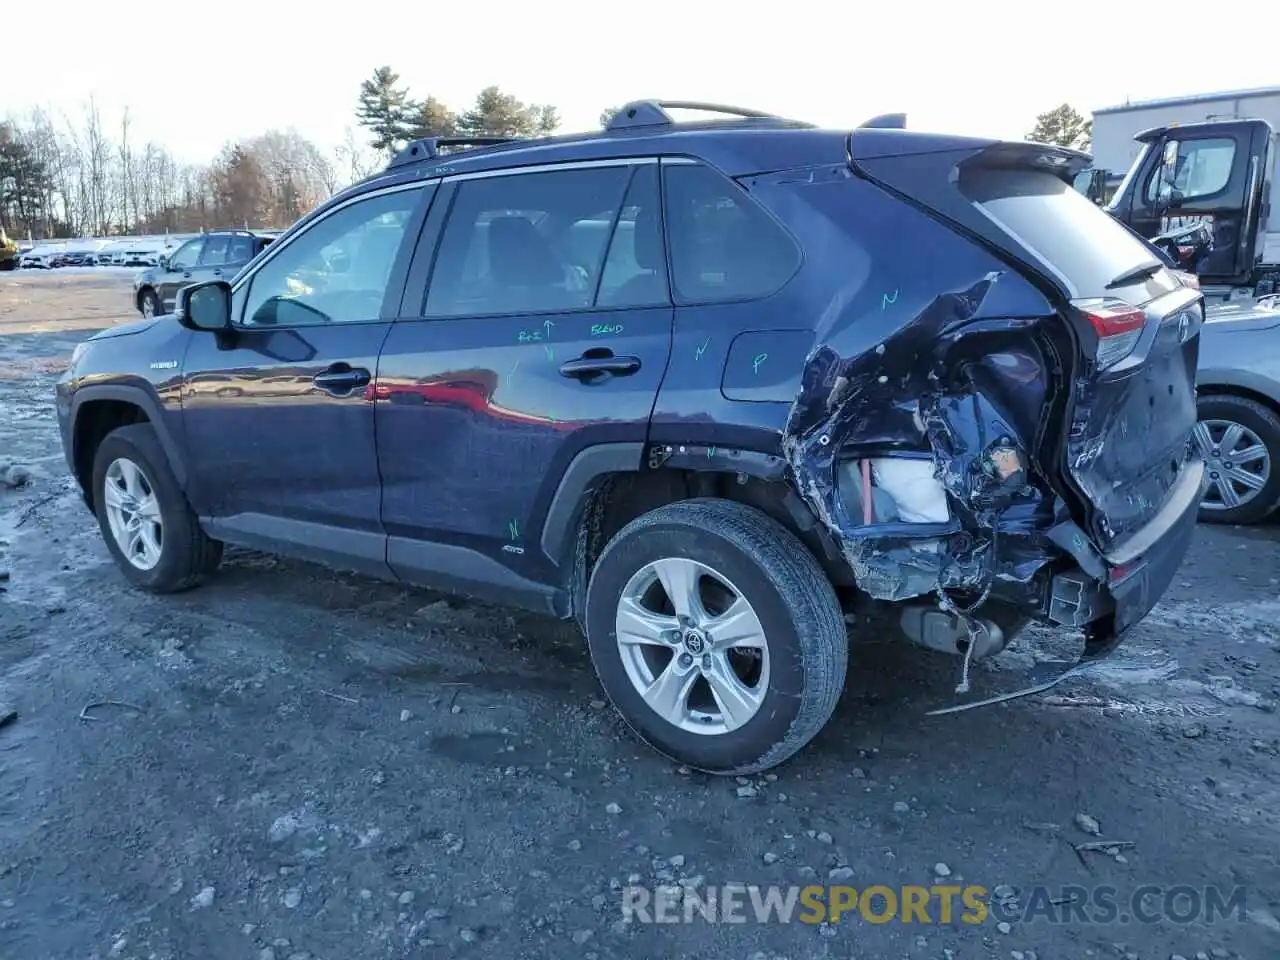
xmin=559 ymin=352 xmax=641 ymax=382
xmin=313 ymin=364 xmax=371 ymax=396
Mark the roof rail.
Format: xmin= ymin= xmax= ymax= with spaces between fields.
xmin=388 ymin=135 xmax=522 ymax=169
xmin=859 ymin=113 xmax=907 ymax=130
xmin=606 ymin=100 xmax=800 ymax=131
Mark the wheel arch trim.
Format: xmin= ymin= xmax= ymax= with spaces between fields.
xmin=71 ymin=384 xmax=187 ymax=488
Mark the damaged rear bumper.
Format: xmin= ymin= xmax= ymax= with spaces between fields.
xmin=779 ymin=272 xmax=1200 ymax=660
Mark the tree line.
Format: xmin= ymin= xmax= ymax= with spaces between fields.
xmin=1 ymin=81 xmax=1097 ymax=244
xmin=0 ymin=102 xmax=381 ymax=241
xmin=355 ymin=67 xmax=566 ymax=156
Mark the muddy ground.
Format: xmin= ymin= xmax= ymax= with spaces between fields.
xmin=1 ymin=269 xmax=1278 ymax=960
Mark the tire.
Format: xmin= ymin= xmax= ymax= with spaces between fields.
xmin=584 ymin=498 xmax=848 ymax=775
xmin=1194 ymin=394 xmax=1280 ymax=525
xmin=139 ymin=288 xmax=160 ymax=318
xmin=92 ymin=423 xmax=223 ymax=592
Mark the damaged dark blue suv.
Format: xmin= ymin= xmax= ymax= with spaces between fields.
xmin=56 ymin=101 xmax=1205 ymax=774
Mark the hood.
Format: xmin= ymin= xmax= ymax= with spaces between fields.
xmin=89 ymin=316 xmax=167 ymax=340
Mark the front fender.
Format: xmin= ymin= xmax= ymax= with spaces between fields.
xmin=70 ymin=383 xmax=188 ymax=488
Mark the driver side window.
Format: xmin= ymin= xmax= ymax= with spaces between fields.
xmin=240 ymin=186 xmax=425 ymax=328
xmin=169 ymin=238 xmax=204 ymax=271
xmin=1144 ymin=137 xmax=1236 ymax=203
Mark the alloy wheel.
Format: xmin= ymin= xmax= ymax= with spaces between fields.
xmin=102 ymin=457 xmax=164 ymax=570
xmin=1194 ymin=418 xmax=1272 ymax=512
xmin=615 ymin=557 xmax=770 ymax=735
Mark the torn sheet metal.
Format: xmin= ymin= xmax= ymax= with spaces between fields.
xmin=781 ymin=271 xmax=1064 ymax=604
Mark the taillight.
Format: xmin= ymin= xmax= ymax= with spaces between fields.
xmin=1072 ymin=297 xmax=1146 ymax=370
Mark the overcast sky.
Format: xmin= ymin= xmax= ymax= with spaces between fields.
xmin=5 ymin=0 xmax=1278 ymax=164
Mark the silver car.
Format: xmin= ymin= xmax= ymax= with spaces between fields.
xmin=1195 ymin=297 xmax=1280 ymax=523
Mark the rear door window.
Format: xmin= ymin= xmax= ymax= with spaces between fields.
xmin=226 ymin=236 xmax=256 ymax=263
xmin=962 ymin=168 xmax=1165 ymax=297
xmin=199 ymin=235 xmax=230 ymax=266
xmin=597 ymin=165 xmax=669 ymax=308
xmin=662 ymin=162 xmax=800 ymax=304
xmin=424 ymin=166 xmax=631 ymax=317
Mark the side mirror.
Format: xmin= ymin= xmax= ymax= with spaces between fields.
xmin=158 ymin=255 xmax=169 ymax=271
xmin=177 ymin=280 xmax=233 ymax=331
xmin=1155 ymin=140 xmax=1181 ymax=205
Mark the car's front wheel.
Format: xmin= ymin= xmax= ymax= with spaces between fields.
xmin=585 ymin=499 xmax=848 ymax=775
xmin=139 ymin=289 xmax=160 ymax=318
xmin=1194 ymin=394 xmax=1280 ymax=525
xmin=92 ymin=424 xmax=223 ymax=592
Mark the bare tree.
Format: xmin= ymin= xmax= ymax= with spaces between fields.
xmin=78 ymin=98 xmax=116 ymax=234
xmin=333 ymin=126 xmax=378 ymax=186
xmin=118 ymin=108 xmax=137 ymax=232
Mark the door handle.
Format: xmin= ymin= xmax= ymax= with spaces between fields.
xmin=559 ymin=350 xmax=641 ymax=383
xmin=313 ymin=364 xmax=371 ymax=396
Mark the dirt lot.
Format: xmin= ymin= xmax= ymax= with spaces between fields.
xmin=2 ymin=269 xmax=1279 ymax=960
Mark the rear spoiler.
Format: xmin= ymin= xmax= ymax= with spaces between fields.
xmin=846 ymin=134 xmax=1095 ymax=301
xmin=848 ymin=131 xmax=1092 ymax=184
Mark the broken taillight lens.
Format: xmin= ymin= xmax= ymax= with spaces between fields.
xmin=1072 ymin=297 xmax=1146 ymax=370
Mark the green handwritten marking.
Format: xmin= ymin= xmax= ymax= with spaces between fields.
xmin=508 ymin=519 xmax=520 ymax=540
xmin=544 ymin=344 xmax=555 ymax=362
xmin=752 ymin=352 xmax=768 ymax=375
xmin=707 ymin=446 xmax=717 ymax=459
xmin=517 ymin=329 xmax=543 ymax=343
xmin=543 ymin=318 xmax=555 ymax=337
xmin=882 ymin=289 xmax=899 ymax=311
xmin=506 ymin=359 xmax=520 ymax=386
xmin=695 ymin=338 xmax=710 ymax=360
xmin=591 ymin=323 xmax=624 ymax=336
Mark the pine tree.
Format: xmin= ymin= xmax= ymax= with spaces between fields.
xmin=456 ymin=87 xmax=560 ymax=138
xmin=407 ymin=97 xmax=459 ymax=139
xmin=356 ymin=67 xmax=414 ymax=156
xmin=1025 ymin=104 xmax=1092 ymax=151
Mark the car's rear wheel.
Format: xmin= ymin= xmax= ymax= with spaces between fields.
xmin=585 ymin=499 xmax=847 ymax=774
xmin=92 ymin=424 xmax=223 ymax=592
xmin=139 ymin=289 xmax=160 ymax=318
xmin=1194 ymin=394 xmax=1280 ymax=524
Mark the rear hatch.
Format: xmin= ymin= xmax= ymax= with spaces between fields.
xmin=849 ymin=134 xmax=1204 ymax=556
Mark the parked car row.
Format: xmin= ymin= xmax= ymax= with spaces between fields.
xmin=15 ymin=234 xmax=219 ymax=270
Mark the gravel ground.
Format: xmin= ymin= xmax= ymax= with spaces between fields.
xmin=2 ymin=269 xmax=1279 ymax=960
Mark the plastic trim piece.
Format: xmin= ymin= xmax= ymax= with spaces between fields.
xmin=71 ymin=384 xmax=187 ymax=487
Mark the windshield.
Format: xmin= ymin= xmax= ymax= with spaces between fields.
xmin=1104 ymin=142 xmax=1151 ymax=215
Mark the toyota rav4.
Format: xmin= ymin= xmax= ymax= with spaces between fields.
xmin=56 ymin=101 xmax=1206 ymax=774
